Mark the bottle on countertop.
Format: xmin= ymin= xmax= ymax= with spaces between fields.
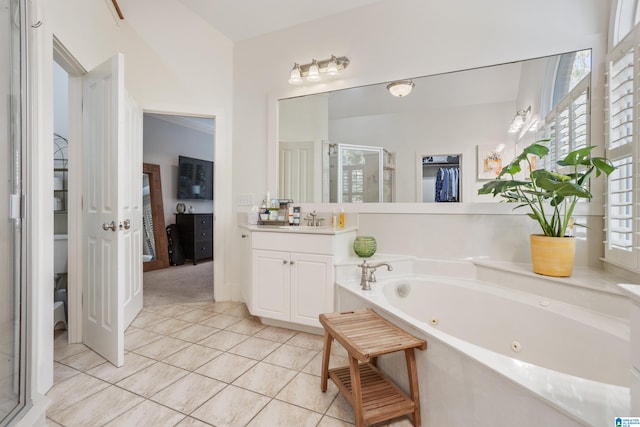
xmin=293 ymin=206 xmax=300 ymax=225
xmin=331 ymin=209 xmax=337 ymax=228
xmin=288 ymin=206 xmax=294 ymax=225
xmin=339 ymin=207 xmax=345 ymax=228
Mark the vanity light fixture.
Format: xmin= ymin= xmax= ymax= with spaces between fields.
xmin=386 ymin=80 xmax=415 ymax=97
xmin=508 ymin=106 xmax=532 ymax=133
xmin=287 ymin=55 xmax=350 ymax=85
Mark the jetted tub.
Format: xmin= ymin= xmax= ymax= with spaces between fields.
xmin=336 ymin=275 xmax=630 ymax=426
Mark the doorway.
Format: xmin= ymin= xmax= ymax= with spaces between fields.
xmin=52 ymin=42 xmax=85 ymax=344
xmin=142 ymin=113 xmax=215 ymax=306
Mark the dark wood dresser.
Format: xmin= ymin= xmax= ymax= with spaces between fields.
xmin=175 ymin=213 xmax=213 ymax=265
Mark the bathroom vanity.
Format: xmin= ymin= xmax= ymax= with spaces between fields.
xmin=242 ymin=225 xmax=356 ymax=330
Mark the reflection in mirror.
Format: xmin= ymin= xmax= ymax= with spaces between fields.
xmin=278 ymin=49 xmax=591 ymax=203
xmin=421 ymin=155 xmax=460 ymax=202
xmin=143 ymin=173 xmax=156 ymax=261
xmin=142 ymin=163 xmax=169 ymax=272
xmin=328 ymin=144 xmax=393 ymax=203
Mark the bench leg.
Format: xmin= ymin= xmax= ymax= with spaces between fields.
xmin=405 ymin=349 xmax=421 ymax=427
xmin=348 ymin=355 xmax=364 ymax=427
xmin=320 ymin=332 xmax=333 ymax=392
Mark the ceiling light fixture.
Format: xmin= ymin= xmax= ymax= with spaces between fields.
xmin=287 ymin=55 xmax=350 ymax=85
xmin=386 ymin=80 xmax=415 ymax=97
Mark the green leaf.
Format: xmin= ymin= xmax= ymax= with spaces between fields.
xmin=557 ymin=146 xmax=595 ymax=166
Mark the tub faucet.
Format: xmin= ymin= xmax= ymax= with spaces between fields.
xmin=357 ymin=261 xmax=393 ymax=290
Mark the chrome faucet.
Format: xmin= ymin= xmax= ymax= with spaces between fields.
xmin=357 ymin=260 xmax=393 ymax=290
xmin=303 ymin=210 xmax=325 ymax=226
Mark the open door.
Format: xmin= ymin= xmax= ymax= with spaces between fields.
xmin=82 ymin=53 xmax=142 ymax=367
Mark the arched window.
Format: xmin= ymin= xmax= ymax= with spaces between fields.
xmin=552 ymin=50 xmax=591 ymax=108
xmin=611 ymin=0 xmax=640 ymax=48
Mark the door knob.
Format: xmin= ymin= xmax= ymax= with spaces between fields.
xmin=102 ymin=221 xmax=117 ymax=232
xmin=122 ymin=219 xmax=131 ymax=230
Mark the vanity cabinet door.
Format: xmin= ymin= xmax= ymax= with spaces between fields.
xmin=289 ymin=253 xmax=334 ymax=327
xmin=252 ymin=249 xmax=290 ymax=322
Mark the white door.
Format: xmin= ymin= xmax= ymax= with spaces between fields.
xmin=122 ymin=95 xmax=144 ymax=329
xmin=279 ymin=141 xmax=314 ymax=202
xmin=82 ymin=53 xmax=143 ymax=367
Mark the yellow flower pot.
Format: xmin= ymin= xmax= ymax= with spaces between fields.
xmin=529 ymin=234 xmax=576 ymax=277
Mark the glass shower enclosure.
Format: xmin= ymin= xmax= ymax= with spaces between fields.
xmin=327 ymin=143 xmax=394 ymax=203
xmin=1 ymin=0 xmax=26 ymax=424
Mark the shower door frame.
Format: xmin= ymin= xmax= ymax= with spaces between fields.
xmin=3 ymin=0 xmax=28 ymax=424
xmin=336 ymin=143 xmax=384 ymax=203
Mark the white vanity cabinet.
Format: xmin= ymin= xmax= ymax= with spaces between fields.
xmin=249 ymin=228 xmax=355 ymax=328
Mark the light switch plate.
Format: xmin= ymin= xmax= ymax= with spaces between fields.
xmin=238 ymin=193 xmax=254 ymax=206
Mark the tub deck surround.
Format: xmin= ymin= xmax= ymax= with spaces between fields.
xmin=472 ymin=258 xmax=634 ymax=320
xmin=334 ymin=273 xmax=630 ymax=426
xmin=618 ymin=284 xmax=640 ymax=415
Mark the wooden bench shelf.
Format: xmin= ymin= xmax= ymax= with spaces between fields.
xmin=319 ymin=308 xmax=427 ymax=427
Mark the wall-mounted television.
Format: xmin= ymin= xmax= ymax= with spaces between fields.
xmin=177 ymin=156 xmax=214 ymax=200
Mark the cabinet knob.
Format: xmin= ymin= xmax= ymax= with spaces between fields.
xmin=241 ymin=234 xmax=248 ymax=238
xmin=289 ymin=261 xmax=295 ymax=265
xmin=282 ymin=260 xmax=287 ymax=264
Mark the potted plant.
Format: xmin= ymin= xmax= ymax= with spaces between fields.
xmin=478 ymin=141 xmax=615 ymax=277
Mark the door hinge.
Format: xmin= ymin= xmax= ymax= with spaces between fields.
xmin=9 ymin=194 xmax=21 ymax=219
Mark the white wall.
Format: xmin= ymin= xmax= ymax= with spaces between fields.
xmin=143 ymin=114 xmax=214 ymax=227
xmin=231 ymin=0 xmax=612 ymax=293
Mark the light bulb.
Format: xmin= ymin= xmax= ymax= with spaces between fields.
xmin=327 ymin=55 xmax=339 ymax=76
xmin=306 ymin=59 xmax=321 ymax=82
xmin=288 ymin=63 xmax=302 ymax=85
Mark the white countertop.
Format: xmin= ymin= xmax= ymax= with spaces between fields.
xmin=240 ymin=223 xmax=358 ymax=235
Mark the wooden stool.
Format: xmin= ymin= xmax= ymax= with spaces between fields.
xmin=319 ymin=308 xmax=427 ymax=427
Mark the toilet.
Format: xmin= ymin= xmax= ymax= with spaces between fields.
xmin=53 ymin=234 xmax=68 ymax=329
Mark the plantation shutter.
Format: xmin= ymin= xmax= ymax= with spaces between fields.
xmin=605 ymin=31 xmax=637 ymax=267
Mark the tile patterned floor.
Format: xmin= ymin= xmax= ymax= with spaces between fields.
xmin=46 ymin=301 xmax=413 ymax=426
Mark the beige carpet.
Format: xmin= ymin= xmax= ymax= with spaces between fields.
xmin=143 ymin=260 xmax=214 ymax=307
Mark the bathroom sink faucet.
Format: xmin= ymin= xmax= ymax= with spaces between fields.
xmin=357 ymin=260 xmax=393 ymax=290
xmin=303 ymin=210 xmax=325 ymax=226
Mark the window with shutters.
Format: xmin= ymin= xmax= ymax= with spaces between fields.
xmin=527 ymin=50 xmax=592 ymax=172
xmin=605 ymin=28 xmax=637 ymax=268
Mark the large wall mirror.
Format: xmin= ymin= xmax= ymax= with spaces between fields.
xmin=278 ymin=49 xmax=591 ymax=203
xmin=143 ymin=163 xmax=169 ymax=272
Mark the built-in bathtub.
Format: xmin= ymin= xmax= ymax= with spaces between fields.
xmin=335 ymin=273 xmax=630 ymax=426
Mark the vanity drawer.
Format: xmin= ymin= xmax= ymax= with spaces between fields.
xmin=252 ymin=231 xmax=333 ymax=254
